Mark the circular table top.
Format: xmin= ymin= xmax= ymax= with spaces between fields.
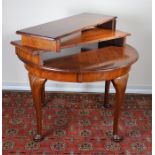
xmin=11 ymin=41 xmax=138 ymax=73
xmin=43 ymin=45 xmax=138 ymax=72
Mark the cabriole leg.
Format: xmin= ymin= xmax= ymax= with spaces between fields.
xmin=112 ymin=74 xmax=129 ymax=142
xmin=28 ymin=73 xmax=47 ymax=141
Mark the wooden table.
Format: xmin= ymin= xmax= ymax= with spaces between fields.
xmin=11 ymin=13 xmax=138 ymax=142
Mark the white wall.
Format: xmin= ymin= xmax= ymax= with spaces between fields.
xmin=2 ymin=0 xmax=152 ymax=93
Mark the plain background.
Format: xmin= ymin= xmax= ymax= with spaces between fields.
xmin=2 ymin=0 xmax=152 ymax=93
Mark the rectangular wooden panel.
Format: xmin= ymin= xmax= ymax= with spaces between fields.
xmin=61 ymin=28 xmax=130 ymax=49
xmin=15 ymin=46 xmax=43 ymax=65
xmin=17 ymin=13 xmax=116 ymax=39
xmin=22 ymin=35 xmax=60 ymax=52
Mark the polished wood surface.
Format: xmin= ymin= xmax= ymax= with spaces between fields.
xmin=112 ymin=74 xmax=129 ymax=142
xmin=11 ymin=41 xmax=43 ymax=65
xmin=44 ymin=45 xmax=138 ymax=72
xmin=17 ymin=13 xmax=116 ymax=39
xmin=28 ymin=73 xmax=47 ymax=141
xmin=11 ymin=41 xmax=138 ymax=73
xmin=61 ymin=28 xmax=129 ymax=49
xmin=16 ymin=13 xmax=116 ymax=52
xmin=16 ymin=27 xmax=129 ymax=52
xmin=11 ymin=13 xmax=139 ymax=142
xmin=22 ymin=35 xmax=60 ymax=52
xmin=26 ymin=65 xmax=131 ymax=82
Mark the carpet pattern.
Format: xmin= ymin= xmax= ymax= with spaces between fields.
xmin=2 ymin=91 xmax=152 ymax=155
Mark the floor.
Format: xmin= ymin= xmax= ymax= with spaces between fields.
xmin=2 ymin=91 xmax=152 ymax=155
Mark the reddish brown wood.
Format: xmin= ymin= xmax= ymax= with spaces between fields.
xmin=11 ymin=41 xmax=138 ymax=73
xmin=112 ymin=74 xmax=129 ymax=142
xmin=41 ymin=45 xmax=138 ymax=72
xmin=104 ymin=81 xmax=111 ymax=108
xmin=28 ymin=73 xmax=47 ymax=141
xmin=26 ymin=64 xmax=131 ymax=82
xmin=17 ymin=13 xmax=116 ymax=39
xmin=16 ymin=13 xmax=117 ymax=51
xmin=11 ymin=13 xmax=139 ymax=142
xmin=61 ymin=28 xmax=129 ymax=49
xmin=22 ymin=35 xmax=60 ymax=52
xmin=11 ymin=41 xmax=43 ymax=65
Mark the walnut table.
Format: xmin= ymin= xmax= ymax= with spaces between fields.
xmin=11 ymin=13 xmax=139 ymax=142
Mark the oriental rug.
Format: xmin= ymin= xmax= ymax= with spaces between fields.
xmin=2 ymin=91 xmax=152 ymax=155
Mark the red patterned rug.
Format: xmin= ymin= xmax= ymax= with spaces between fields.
xmin=2 ymin=91 xmax=152 ymax=155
